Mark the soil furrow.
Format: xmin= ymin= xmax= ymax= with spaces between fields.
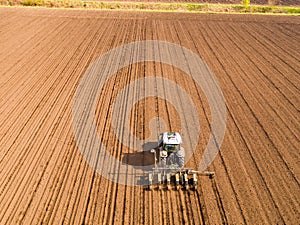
xmin=0 ymin=8 xmax=299 ymax=225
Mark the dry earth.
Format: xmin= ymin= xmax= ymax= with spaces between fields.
xmin=0 ymin=7 xmax=299 ymax=225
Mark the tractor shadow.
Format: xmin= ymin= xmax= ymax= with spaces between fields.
xmin=122 ymin=142 xmax=158 ymax=169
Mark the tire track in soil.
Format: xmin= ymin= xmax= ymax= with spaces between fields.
xmin=280 ymin=23 xmax=300 ymax=37
xmin=36 ymin=20 xmax=110 ymax=225
xmin=79 ymin=23 xmax=124 ymax=225
xmin=135 ymin=24 xmax=149 ymax=225
xmin=69 ymin=15 xmax=118 ymax=221
xmin=217 ymin=20 xmax=297 ymax=156
xmin=216 ymin=21 xmax=300 ymax=186
xmin=227 ymin=24 xmax=298 ymax=131
xmin=0 ymin=19 xmax=66 ymax=111
xmin=110 ymin=19 xmax=144 ymax=225
xmin=266 ymin=23 xmax=300 ymax=53
xmin=83 ymin=19 xmax=131 ymax=225
xmin=129 ymin=20 xmax=146 ymax=225
xmin=0 ymin=20 xmax=69 ymax=163
xmin=0 ymin=29 xmax=67 ymax=120
xmin=2 ymin=18 xmax=78 ymax=172
xmin=139 ymin=29 xmax=150 ymax=223
xmin=0 ymin=18 xmax=67 ymax=90
xmin=221 ymin=22 xmax=300 ymax=183
xmin=157 ymin=18 xmax=223 ymax=223
xmin=174 ymin=20 xmax=245 ymax=224
xmin=1 ymin=9 xmax=299 ymax=225
xmin=253 ymin=22 xmax=300 ymax=68
xmin=0 ymin=19 xmax=68 ymax=137
xmin=1 ymin=12 xmax=113 ymax=225
xmin=173 ymin=20 xmax=229 ymax=225
xmin=184 ymin=18 xmax=276 ymax=221
xmin=176 ymin=20 xmax=238 ymax=225
xmin=0 ymin=19 xmax=86 ymax=220
xmin=0 ymin=16 xmax=45 ymax=61
xmin=0 ymin=19 xmax=101 ymax=224
xmin=149 ymin=18 xmax=220 ymax=225
xmin=114 ymin=21 xmax=143 ymax=224
xmin=199 ymin=20 xmax=286 ymax=224
xmin=42 ymin=23 xmax=115 ymax=223
xmin=154 ymin=20 xmax=193 ymax=225
xmin=78 ymin=20 xmax=123 ymax=225
xmin=143 ymin=19 xmax=159 ymax=225
xmin=148 ymin=24 xmax=167 ymax=225
xmin=90 ymin=19 xmax=139 ymax=225
xmin=241 ymin=23 xmax=300 ymax=106
xmin=162 ymin=20 xmax=208 ymax=225
xmin=201 ymin=20 xmax=299 ymax=223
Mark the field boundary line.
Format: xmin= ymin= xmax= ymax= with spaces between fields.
xmin=0 ymin=2 xmax=300 ymax=15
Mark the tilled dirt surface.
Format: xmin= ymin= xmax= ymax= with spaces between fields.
xmin=0 ymin=8 xmax=299 ymax=225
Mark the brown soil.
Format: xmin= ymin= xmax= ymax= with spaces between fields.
xmin=0 ymin=8 xmax=299 ymax=225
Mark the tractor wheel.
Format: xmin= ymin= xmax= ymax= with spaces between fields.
xmin=177 ymin=157 xmax=184 ymax=168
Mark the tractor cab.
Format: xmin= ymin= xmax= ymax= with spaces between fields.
xmin=158 ymin=132 xmax=182 ymax=153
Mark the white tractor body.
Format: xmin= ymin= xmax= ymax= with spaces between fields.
xmin=148 ymin=131 xmax=214 ymax=190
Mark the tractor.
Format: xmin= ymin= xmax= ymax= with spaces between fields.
xmin=148 ymin=132 xmax=214 ymax=190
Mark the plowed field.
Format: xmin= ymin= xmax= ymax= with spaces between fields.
xmin=0 ymin=8 xmax=299 ymax=225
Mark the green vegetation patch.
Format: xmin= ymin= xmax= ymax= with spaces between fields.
xmin=0 ymin=0 xmax=299 ymax=15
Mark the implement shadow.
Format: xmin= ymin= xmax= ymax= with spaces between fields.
xmin=122 ymin=142 xmax=158 ymax=169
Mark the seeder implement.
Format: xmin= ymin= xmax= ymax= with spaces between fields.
xmin=147 ymin=132 xmax=215 ymax=191
xmin=147 ymin=168 xmax=215 ymax=191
